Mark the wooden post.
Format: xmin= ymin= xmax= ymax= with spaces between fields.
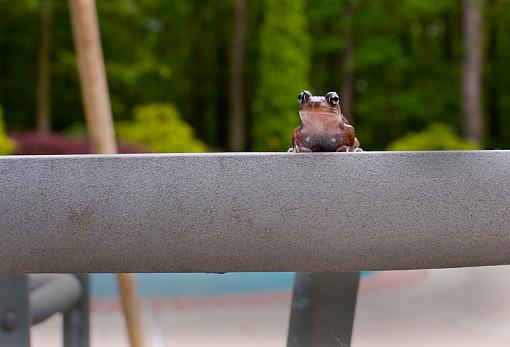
xmin=68 ymin=1 xmax=145 ymax=347
xmin=229 ymin=0 xmax=246 ymax=151
xmin=68 ymin=0 xmax=116 ymax=154
xmin=462 ymin=0 xmax=483 ymax=144
xmin=118 ymin=274 xmax=146 ymax=347
xmin=36 ymin=0 xmax=52 ymax=135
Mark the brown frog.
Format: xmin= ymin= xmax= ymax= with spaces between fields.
xmin=290 ymin=90 xmax=362 ymax=153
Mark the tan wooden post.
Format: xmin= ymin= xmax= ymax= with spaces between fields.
xmin=68 ymin=1 xmax=146 ymax=346
xmin=462 ymin=0 xmax=483 ymax=144
xmin=36 ymin=0 xmax=52 ymax=135
xmin=68 ymin=0 xmax=116 ymax=154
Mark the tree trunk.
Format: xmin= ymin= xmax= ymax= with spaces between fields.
xmin=36 ymin=0 xmax=52 ymax=135
xmin=69 ymin=1 xmax=145 ymax=347
xmin=229 ymin=0 xmax=247 ymax=151
xmin=340 ymin=1 xmax=355 ymax=124
xmin=487 ymin=0 xmax=499 ymax=148
xmin=462 ymin=0 xmax=483 ymax=144
xmin=68 ymin=0 xmax=117 ymax=154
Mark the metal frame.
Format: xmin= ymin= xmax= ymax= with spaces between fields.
xmin=0 ymin=275 xmax=30 ymax=347
xmin=287 ymin=273 xmax=359 ymax=347
xmin=2 ymin=151 xmax=510 ymax=346
xmin=0 ymin=274 xmax=89 ymax=347
xmin=1 ymin=152 xmax=510 ymax=273
xmin=63 ymin=275 xmax=90 ymax=347
xmin=30 ymin=274 xmax=83 ymax=325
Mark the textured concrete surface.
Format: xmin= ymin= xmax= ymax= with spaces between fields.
xmin=1 ymin=151 xmax=509 ymax=272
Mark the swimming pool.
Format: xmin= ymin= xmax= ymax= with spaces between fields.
xmin=91 ymin=272 xmax=372 ymax=298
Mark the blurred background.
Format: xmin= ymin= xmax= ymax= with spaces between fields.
xmin=1 ymin=0 xmax=508 ymax=155
xmin=2 ymin=0 xmax=510 ymax=346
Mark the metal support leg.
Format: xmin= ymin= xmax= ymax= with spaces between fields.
xmin=63 ymin=274 xmax=89 ymax=347
xmin=0 ymin=275 xmax=30 ymax=347
xmin=287 ymin=272 xmax=359 ymax=347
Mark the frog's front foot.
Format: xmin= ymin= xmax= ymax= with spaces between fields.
xmin=289 ymin=146 xmax=312 ymax=153
xmin=336 ymin=145 xmax=351 ymax=152
xmin=337 ymin=146 xmax=363 ymax=152
xmin=295 ymin=146 xmax=312 ymax=153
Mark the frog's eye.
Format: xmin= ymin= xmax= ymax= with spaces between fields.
xmin=326 ymin=92 xmax=340 ymax=105
xmin=298 ymin=90 xmax=312 ymax=103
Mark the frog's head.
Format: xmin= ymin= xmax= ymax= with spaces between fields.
xmin=297 ymin=91 xmax=341 ymax=121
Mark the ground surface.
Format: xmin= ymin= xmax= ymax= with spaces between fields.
xmin=31 ymin=266 xmax=510 ymax=346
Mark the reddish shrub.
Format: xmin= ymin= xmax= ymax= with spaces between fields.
xmin=10 ymin=131 xmax=145 ymax=155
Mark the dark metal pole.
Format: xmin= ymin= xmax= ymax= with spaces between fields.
xmin=63 ymin=274 xmax=89 ymax=347
xmin=29 ymin=274 xmax=82 ymax=325
xmin=287 ymin=272 xmax=359 ymax=347
xmin=0 ymin=275 xmax=30 ymax=347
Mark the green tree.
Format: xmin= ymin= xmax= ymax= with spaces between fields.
xmin=2 ymin=0 xmax=510 ymax=152
xmin=306 ymin=0 xmax=345 ymax=94
xmin=116 ymin=103 xmax=206 ymax=153
xmin=485 ymin=0 xmax=510 ymax=149
xmin=387 ymin=123 xmax=478 ymax=150
xmin=352 ymin=0 xmax=460 ymax=149
xmin=252 ymin=0 xmax=310 ymax=151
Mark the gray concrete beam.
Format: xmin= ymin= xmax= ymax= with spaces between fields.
xmin=0 ymin=151 xmax=509 ymax=273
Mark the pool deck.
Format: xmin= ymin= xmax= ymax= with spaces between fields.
xmin=32 ymin=266 xmax=510 ymax=347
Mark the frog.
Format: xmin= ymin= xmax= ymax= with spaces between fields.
xmin=289 ymin=90 xmax=362 ymax=153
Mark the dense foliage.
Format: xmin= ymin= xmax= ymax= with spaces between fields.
xmin=116 ymin=103 xmax=206 ymax=153
xmin=387 ymin=123 xmax=479 ymax=151
xmin=252 ymin=0 xmax=309 ymax=151
xmin=0 ymin=107 xmax=15 ymax=154
xmin=0 ymin=0 xmax=508 ymax=152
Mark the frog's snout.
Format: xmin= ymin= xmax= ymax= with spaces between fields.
xmin=301 ymin=98 xmax=325 ymax=111
xmin=308 ymin=100 xmax=323 ymax=110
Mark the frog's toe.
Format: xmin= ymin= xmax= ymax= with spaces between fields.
xmin=355 ymin=148 xmax=363 ymax=152
xmin=287 ymin=147 xmax=294 ymax=153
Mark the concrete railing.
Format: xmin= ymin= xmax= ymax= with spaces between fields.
xmin=1 ymin=151 xmax=509 ymax=273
